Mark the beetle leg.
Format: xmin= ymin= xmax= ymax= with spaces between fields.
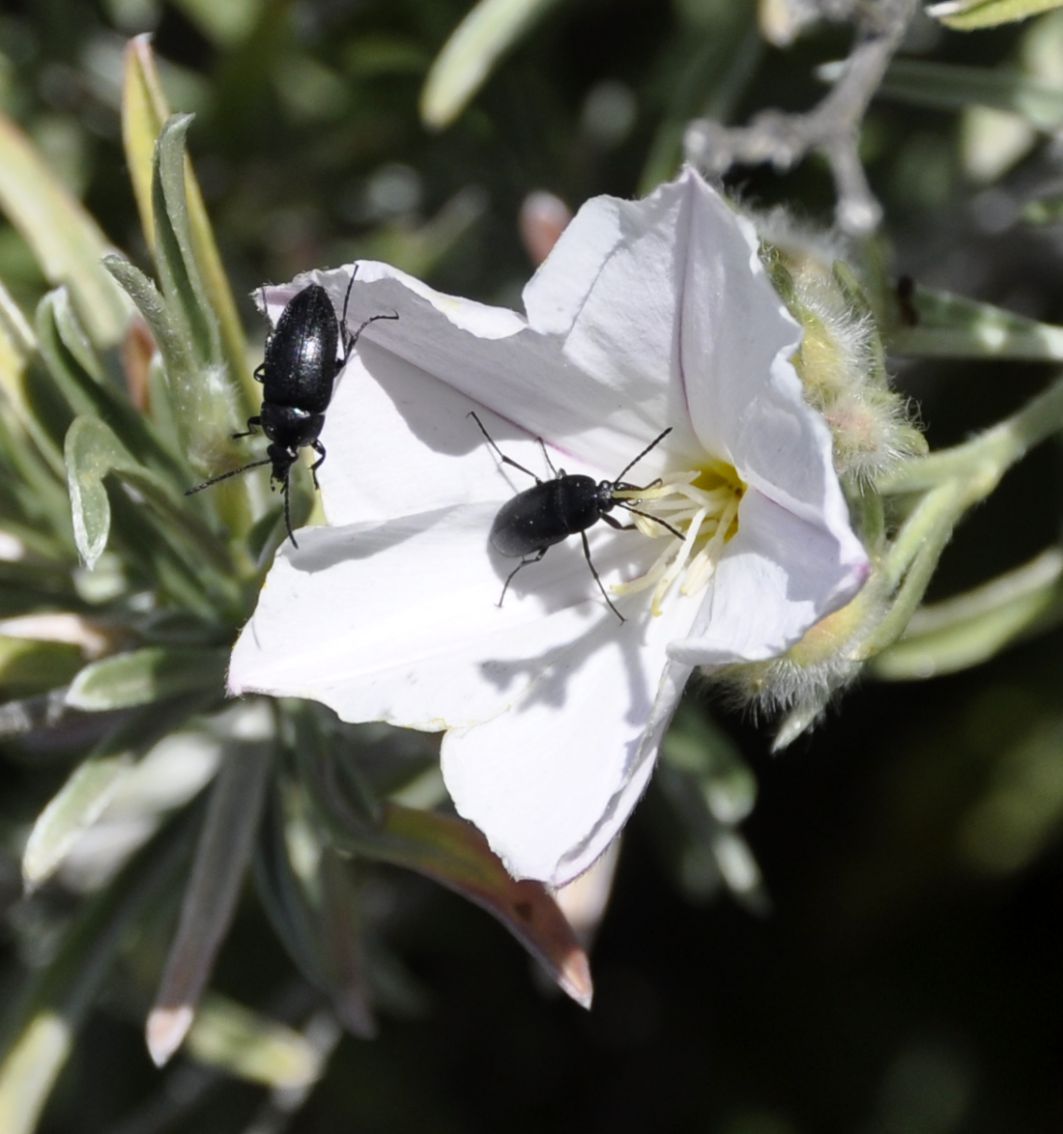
xmin=252 ymin=362 xmax=266 ymax=382
xmin=497 ymin=548 xmax=547 ymax=607
xmin=601 ymin=513 xmax=636 ymax=531
xmin=233 ymin=416 xmax=262 ymax=440
xmin=581 ymin=530 xmax=624 ymax=623
xmin=339 ymin=271 xmax=357 ymax=331
xmin=468 ymin=411 xmax=541 ymax=483
xmin=282 ymin=472 xmax=299 ymax=549
xmin=537 ymin=438 xmax=558 ymax=478
xmin=309 ymin=440 xmax=326 ymax=488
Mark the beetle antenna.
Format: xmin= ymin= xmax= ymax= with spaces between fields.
xmin=615 ymin=502 xmax=685 ymax=541
xmin=337 ymin=265 xmax=399 ymax=358
xmin=612 ymin=427 xmax=673 ymax=485
xmin=185 ymin=457 xmax=273 ymax=495
xmin=348 ymin=310 xmax=399 ymax=351
xmin=339 ymin=267 xmax=358 ymax=328
xmin=283 ymin=473 xmax=299 ymax=549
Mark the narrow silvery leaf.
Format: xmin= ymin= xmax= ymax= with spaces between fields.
xmin=102 ymin=255 xmax=195 ymax=383
xmin=0 ymin=824 xmax=184 ymax=1134
xmin=38 ymin=289 xmax=182 ymax=478
xmin=889 ymin=284 xmax=1063 ymax=361
xmin=1023 ymin=191 xmax=1063 ymax=225
xmin=147 ymin=740 xmax=271 ymax=1066
xmin=122 ymin=37 xmax=251 ymax=405
xmin=662 ymin=703 xmax=757 ymax=825
xmin=122 ymin=35 xmax=170 ymax=254
xmin=0 ymin=110 xmax=129 ymax=349
xmin=314 ymin=795 xmax=593 ymax=1009
xmin=653 ymin=762 xmax=768 ymax=911
xmin=22 ymin=694 xmax=214 ymax=888
xmin=183 ymin=995 xmax=324 ymax=1088
xmin=872 ymin=548 xmax=1063 ymax=680
xmin=63 ymin=415 xmax=231 ymax=589
xmin=22 ymin=751 xmax=133 ymax=889
xmin=0 ymin=282 xmax=65 ymax=478
xmin=0 ymin=636 xmax=83 ymax=696
xmin=928 ymin=0 xmax=1063 ymax=29
xmin=152 ymin=114 xmax=221 ymax=368
xmin=253 ymin=777 xmax=376 ymax=1037
xmin=870 ymin=58 xmax=1063 ymax=131
xmin=421 ymin=0 xmax=562 ymax=128
xmin=65 ymin=647 xmax=227 ymax=711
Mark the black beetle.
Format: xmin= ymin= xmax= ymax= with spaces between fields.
xmin=468 ymin=411 xmax=683 ymax=622
xmin=186 ymin=270 xmax=397 ymax=547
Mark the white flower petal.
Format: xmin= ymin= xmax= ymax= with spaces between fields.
xmin=674 ymin=171 xmax=805 ymax=465
xmin=670 ymin=171 xmax=868 ymax=585
xmin=304 ymin=264 xmax=659 ymax=478
xmin=667 ymin=491 xmax=868 ymax=666
xmin=230 ymin=502 xmax=690 ymax=730
xmin=316 ymin=348 xmax=561 ymax=527
xmin=442 ymin=602 xmax=695 ymax=887
xmin=521 ymin=175 xmax=706 ymax=471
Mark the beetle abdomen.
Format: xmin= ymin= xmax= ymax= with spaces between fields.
xmin=489 ymin=476 xmax=600 ymax=557
xmin=266 ymin=285 xmax=340 ymax=411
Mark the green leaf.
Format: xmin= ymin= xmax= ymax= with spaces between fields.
xmin=148 ymin=742 xmax=270 ymax=1066
xmin=0 ymin=637 xmax=84 ymax=696
xmin=1022 ymin=189 xmax=1063 ymax=225
xmin=872 ymin=548 xmax=1063 ymax=680
xmin=102 ymin=256 xmax=195 ymax=389
xmin=377 ymin=804 xmax=592 ymax=1006
xmin=22 ymin=752 xmax=133 ymax=889
xmin=66 ymin=647 xmax=227 ymax=711
xmin=0 ymin=820 xmax=186 ymax=1134
xmin=301 ymin=746 xmax=592 ymax=1009
xmin=0 ymin=281 xmax=66 ymax=480
xmin=0 ymin=409 xmax=69 ymax=549
xmin=122 ymin=40 xmax=252 ymax=411
xmin=168 ymin=0 xmax=262 ymax=45
xmin=254 ymin=781 xmax=376 ymax=1038
xmin=184 ymin=996 xmax=325 ymax=1088
xmin=37 ymin=289 xmax=183 ymax=478
xmin=63 ymin=416 xmax=232 ymax=602
xmin=22 ymin=693 xmax=215 ymax=888
xmin=421 ymin=0 xmax=562 ymax=129
xmin=887 ymin=283 xmax=1063 ymax=361
xmin=927 ymin=0 xmax=1063 ymax=30
xmin=0 ymin=110 xmax=129 ymax=349
xmin=152 ymin=116 xmax=221 ymax=365
xmin=100 ymin=256 xmax=226 ymax=476
xmin=122 ymin=34 xmax=171 ymax=253
xmin=655 ymin=703 xmax=766 ymax=909
xmin=662 ymin=703 xmax=757 ymax=824
xmin=874 ymin=58 xmax=1063 ymax=131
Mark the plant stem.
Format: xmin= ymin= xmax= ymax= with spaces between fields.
xmin=877 ymin=372 xmax=1063 ymax=495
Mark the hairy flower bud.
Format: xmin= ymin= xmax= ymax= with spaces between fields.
xmin=756 ymin=213 xmax=926 ymax=486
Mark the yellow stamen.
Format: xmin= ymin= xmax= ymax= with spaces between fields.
xmin=611 ymin=464 xmax=745 ymax=615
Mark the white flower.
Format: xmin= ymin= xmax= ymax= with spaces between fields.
xmin=229 ymin=169 xmax=868 ymax=887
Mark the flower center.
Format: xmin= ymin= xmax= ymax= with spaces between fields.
xmin=611 ymin=460 xmax=745 ymax=616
